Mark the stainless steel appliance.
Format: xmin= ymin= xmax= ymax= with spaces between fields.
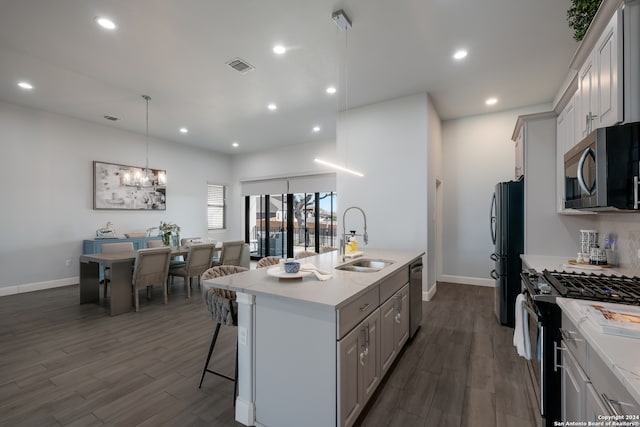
xmin=490 ymin=179 xmax=524 ymax=327
xmin=409 ymin=259 xmax=423 ymax=338
xmin=520 ymin=269 xmax=640 ymax=427
xmin=564 ymin=121 xmax=640 ymax=211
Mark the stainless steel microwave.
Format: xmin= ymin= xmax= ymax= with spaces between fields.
xmin=564 ymin=122 xmax=640 ymax=210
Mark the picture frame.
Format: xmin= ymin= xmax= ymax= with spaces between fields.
xmin=93 ymin=161 xmax=166 ymax=210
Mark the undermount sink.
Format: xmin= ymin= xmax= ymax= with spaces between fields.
xmin=335 ymin=259 xmax=394 ymax=273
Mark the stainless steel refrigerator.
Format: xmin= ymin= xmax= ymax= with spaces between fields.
xmin=490 ymin=179 xmax=524 ymax=327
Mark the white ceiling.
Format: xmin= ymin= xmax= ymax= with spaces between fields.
xmin=0 ymin=0 xmax=577 ymax=154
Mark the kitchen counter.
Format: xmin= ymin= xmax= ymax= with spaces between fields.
xmin=521 ymin=254 xmax=624 ymax=276
xmin=557 ymin=297 xmax=640 ymax=407
xmin=202 ymin=249 xmax=424 ymax=427
xmin=202 ymin=249 xmax=422 ymax=309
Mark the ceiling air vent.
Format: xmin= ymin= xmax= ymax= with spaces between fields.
xmin=226 ymin=57 xmax=255 ymax=74
xmin=103 ymin=115 xmax=119 ymax=121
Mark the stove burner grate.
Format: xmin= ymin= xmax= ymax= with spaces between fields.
xmin=542 ymin=270 xmax=640 ymax=305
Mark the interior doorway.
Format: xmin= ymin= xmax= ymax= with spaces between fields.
xmin=435 ymin=178 xmax=443 ymax=281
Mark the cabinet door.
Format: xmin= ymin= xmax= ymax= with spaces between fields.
xmin=562 ymin=348 xmax=587 ymax=422
xmin=579 ymin=54 xmax=596 ymax=138
xmin=361 ymin=309 xmax=380 ymax=403
xmin=395 ymin=284 xmax=410 ymax=350
xmin=338 ymin=325 xmax=363 ymax=427
xmin=596 ymin=10 xmax=622 ymax=127
xmin=585 ymin=382 xmax=611 ymax=421
xmin=379 ymin=298 xmax=397 ymax=376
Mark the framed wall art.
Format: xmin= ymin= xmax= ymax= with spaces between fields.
xmin=93 ymin=161 xmax=166 ymax=210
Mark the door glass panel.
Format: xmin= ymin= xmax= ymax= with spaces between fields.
xmin=269 ymin=194 xmax=287 ymax=257
xmin=319 ymin=192 xmax=337 ymax=253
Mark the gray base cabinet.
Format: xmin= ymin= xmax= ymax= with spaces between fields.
xmin=338 ymin=270 xmax=410 ymax=427
xmin=338 ymin=308 xmax=380 ymax=427
xmin=380 ymin=283 xmax=409 ymax=376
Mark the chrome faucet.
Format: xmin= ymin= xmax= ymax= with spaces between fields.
xmin=341 ymin=206 xmax=369 ymax=260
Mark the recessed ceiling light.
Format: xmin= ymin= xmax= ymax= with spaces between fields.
xmin=453 ymin=49 xmax=468 ymax=60
xmin=326 ymin=86 xmax=337 ymax=94
xmin=312 ymin=126 xmax=321 ymax=132
xmin=17 ymin=81 xmax=33 ymax=90
xmin=95 ymin=17 xmax=117 ymax=30
xmin=273 ymin=45 xmax=286 ymax=55
xmin=267 ymin=103 xmax=277 ymax=111
xmin=232 ymin=142 xmax=239 ymax=148
xmin=179 ymin=127 xmax=188 ymax=134
xmin=485 ymin=97 xmax=498 ymax=106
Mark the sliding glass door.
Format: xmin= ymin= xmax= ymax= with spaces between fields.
xmin=246 ymin=192 xmax=337 ymax=259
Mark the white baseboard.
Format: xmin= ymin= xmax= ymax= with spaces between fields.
xmin=439 ymin=274 xmax=495 ymax=288
xmin=0 ymin=277 xmax=78 ymax=297
xmin=423 ymin=282 xmax=437 ymax=301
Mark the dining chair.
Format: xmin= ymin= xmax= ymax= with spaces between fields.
xmin=146 ymin=239 xmax=164 ymax=248
xmin=102 ymin=242 xmax=135 ymax=299
xmin=256 ymin=256 xmax=281 ymax=269
xmin=180 ymin=236 xmax=203 ymax=247
xmin=213 ymin=240 xmax=245 ymax=267
xmin=199 ymin=265 xmax=249 ymax=402
xmin=295 ymin=251 xmax=317 ymax=259
xmin=131 ymin=247 xmax=172 ymax=312
xmin=168 ymin=243 xmax=216 ymax=298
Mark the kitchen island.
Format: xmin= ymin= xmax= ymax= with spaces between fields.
xmin=201 ymin=249 xmax=424 ymax=427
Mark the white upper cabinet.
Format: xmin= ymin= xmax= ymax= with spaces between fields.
xmin=595 ymin=9 xmax=623 ymax=128
xmin=577 ymin=9 xmax=622 ymax=138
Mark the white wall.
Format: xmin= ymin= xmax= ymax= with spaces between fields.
xmin=336 ymin=93 xmax=432 ymax=294
xmin=230 ymin=139 xmax=337 ymax=236
xmin=0 ymin=101 xmax=233 ymax=293
xmin=441 ymin=104 xmax=551 ymax=285
xmin=427 ymin=96 xmax=442 ymax=293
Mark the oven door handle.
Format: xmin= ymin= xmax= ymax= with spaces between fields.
xmin=559 ymin=328 xmax=583 ymax=342
xmin=554 ymin=341 xmax=566 ymax=372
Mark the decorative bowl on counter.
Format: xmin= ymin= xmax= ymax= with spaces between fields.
xmin=284 ymin=262 xmax=300 ymax=274
xmin=124 ymin=232 xmax=147 ymax=238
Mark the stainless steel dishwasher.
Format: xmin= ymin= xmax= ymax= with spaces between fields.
xmin=409 ymin=259 xmax=423 ymax=337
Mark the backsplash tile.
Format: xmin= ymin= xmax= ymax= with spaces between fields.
xmin=597 ymin=214 xmax=640 ymax=276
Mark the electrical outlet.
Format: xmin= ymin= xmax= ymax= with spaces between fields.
xmin=238 ymin=326 xmax=247 ymax=345
xmin=65 ymin=259 xmax=72 ymax=267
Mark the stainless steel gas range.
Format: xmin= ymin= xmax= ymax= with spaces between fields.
xmin=520 ymin=269 xmax=640 ymax=427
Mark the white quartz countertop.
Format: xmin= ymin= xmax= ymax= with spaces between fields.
xmin=557 ymin=297 xmax=640 ymax=406
xmin=521 ymin=254 xmax=624 ymax=276
xmin=202 ymin=249 xmax=424 ymax=309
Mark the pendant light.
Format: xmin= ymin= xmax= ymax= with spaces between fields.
xmin=141 ymin=94 xmax=153 ymax=186
xmin=315 ymin=9 xmax=364 ymax=177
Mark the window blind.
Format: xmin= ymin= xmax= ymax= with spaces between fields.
xmin=207 ymin=184 xmax=225 ymax=229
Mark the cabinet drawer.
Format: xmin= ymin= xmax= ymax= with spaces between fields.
xmin=561 ymin=311 xmax=587 ymax=371
xmin=337 ymin=286 xmax=379 ymax=339
xmin=379 ymin=268 xmax=408 ymax=303
xmin=588 ymin=346 xmax=640 ymax=416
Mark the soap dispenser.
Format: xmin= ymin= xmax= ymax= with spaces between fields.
xmin=349 ymin=230 xmax=358 ymax=253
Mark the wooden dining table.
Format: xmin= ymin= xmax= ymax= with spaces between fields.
xmin=79 ymin=247 xmax=189 ymax=316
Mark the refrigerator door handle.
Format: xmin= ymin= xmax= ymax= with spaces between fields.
xmin=490 ymin=253 xmax=498 ymax=261
xmin=490 ymin=269 xmax=499 ymax=280
xmin=490 ymin=192 xmax=497 ymax=245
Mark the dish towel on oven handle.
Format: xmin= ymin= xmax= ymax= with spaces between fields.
xmin=513 ymin=293 xmax=531 ymax=360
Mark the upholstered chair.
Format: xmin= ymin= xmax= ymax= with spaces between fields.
xmin=168 ymin=243 xmax=216 ymax=298
xmin=256 ymin=256 xmax=281 ymax=269
xmin=131 ymin=247 xmax=172 ymax=312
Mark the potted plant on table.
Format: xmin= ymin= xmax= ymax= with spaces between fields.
xmin=159 ymin=221 xmax=180 ymax=247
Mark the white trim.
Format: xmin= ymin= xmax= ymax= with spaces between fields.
xmin=423 ymin=282 xmax=437 ymax=301
xmin=236 ymin=292 xmax=255 ymax=305
xmin=235 ymin=398 xmax=256 ymax=426
xmin=0 ymin=276 xmax=78 ymax=297
xmin=440 ymin=274 xmax=495 ymax=288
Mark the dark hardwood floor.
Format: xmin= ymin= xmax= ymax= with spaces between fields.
xmin=0 ymin=281 xmax=536 ymax=426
